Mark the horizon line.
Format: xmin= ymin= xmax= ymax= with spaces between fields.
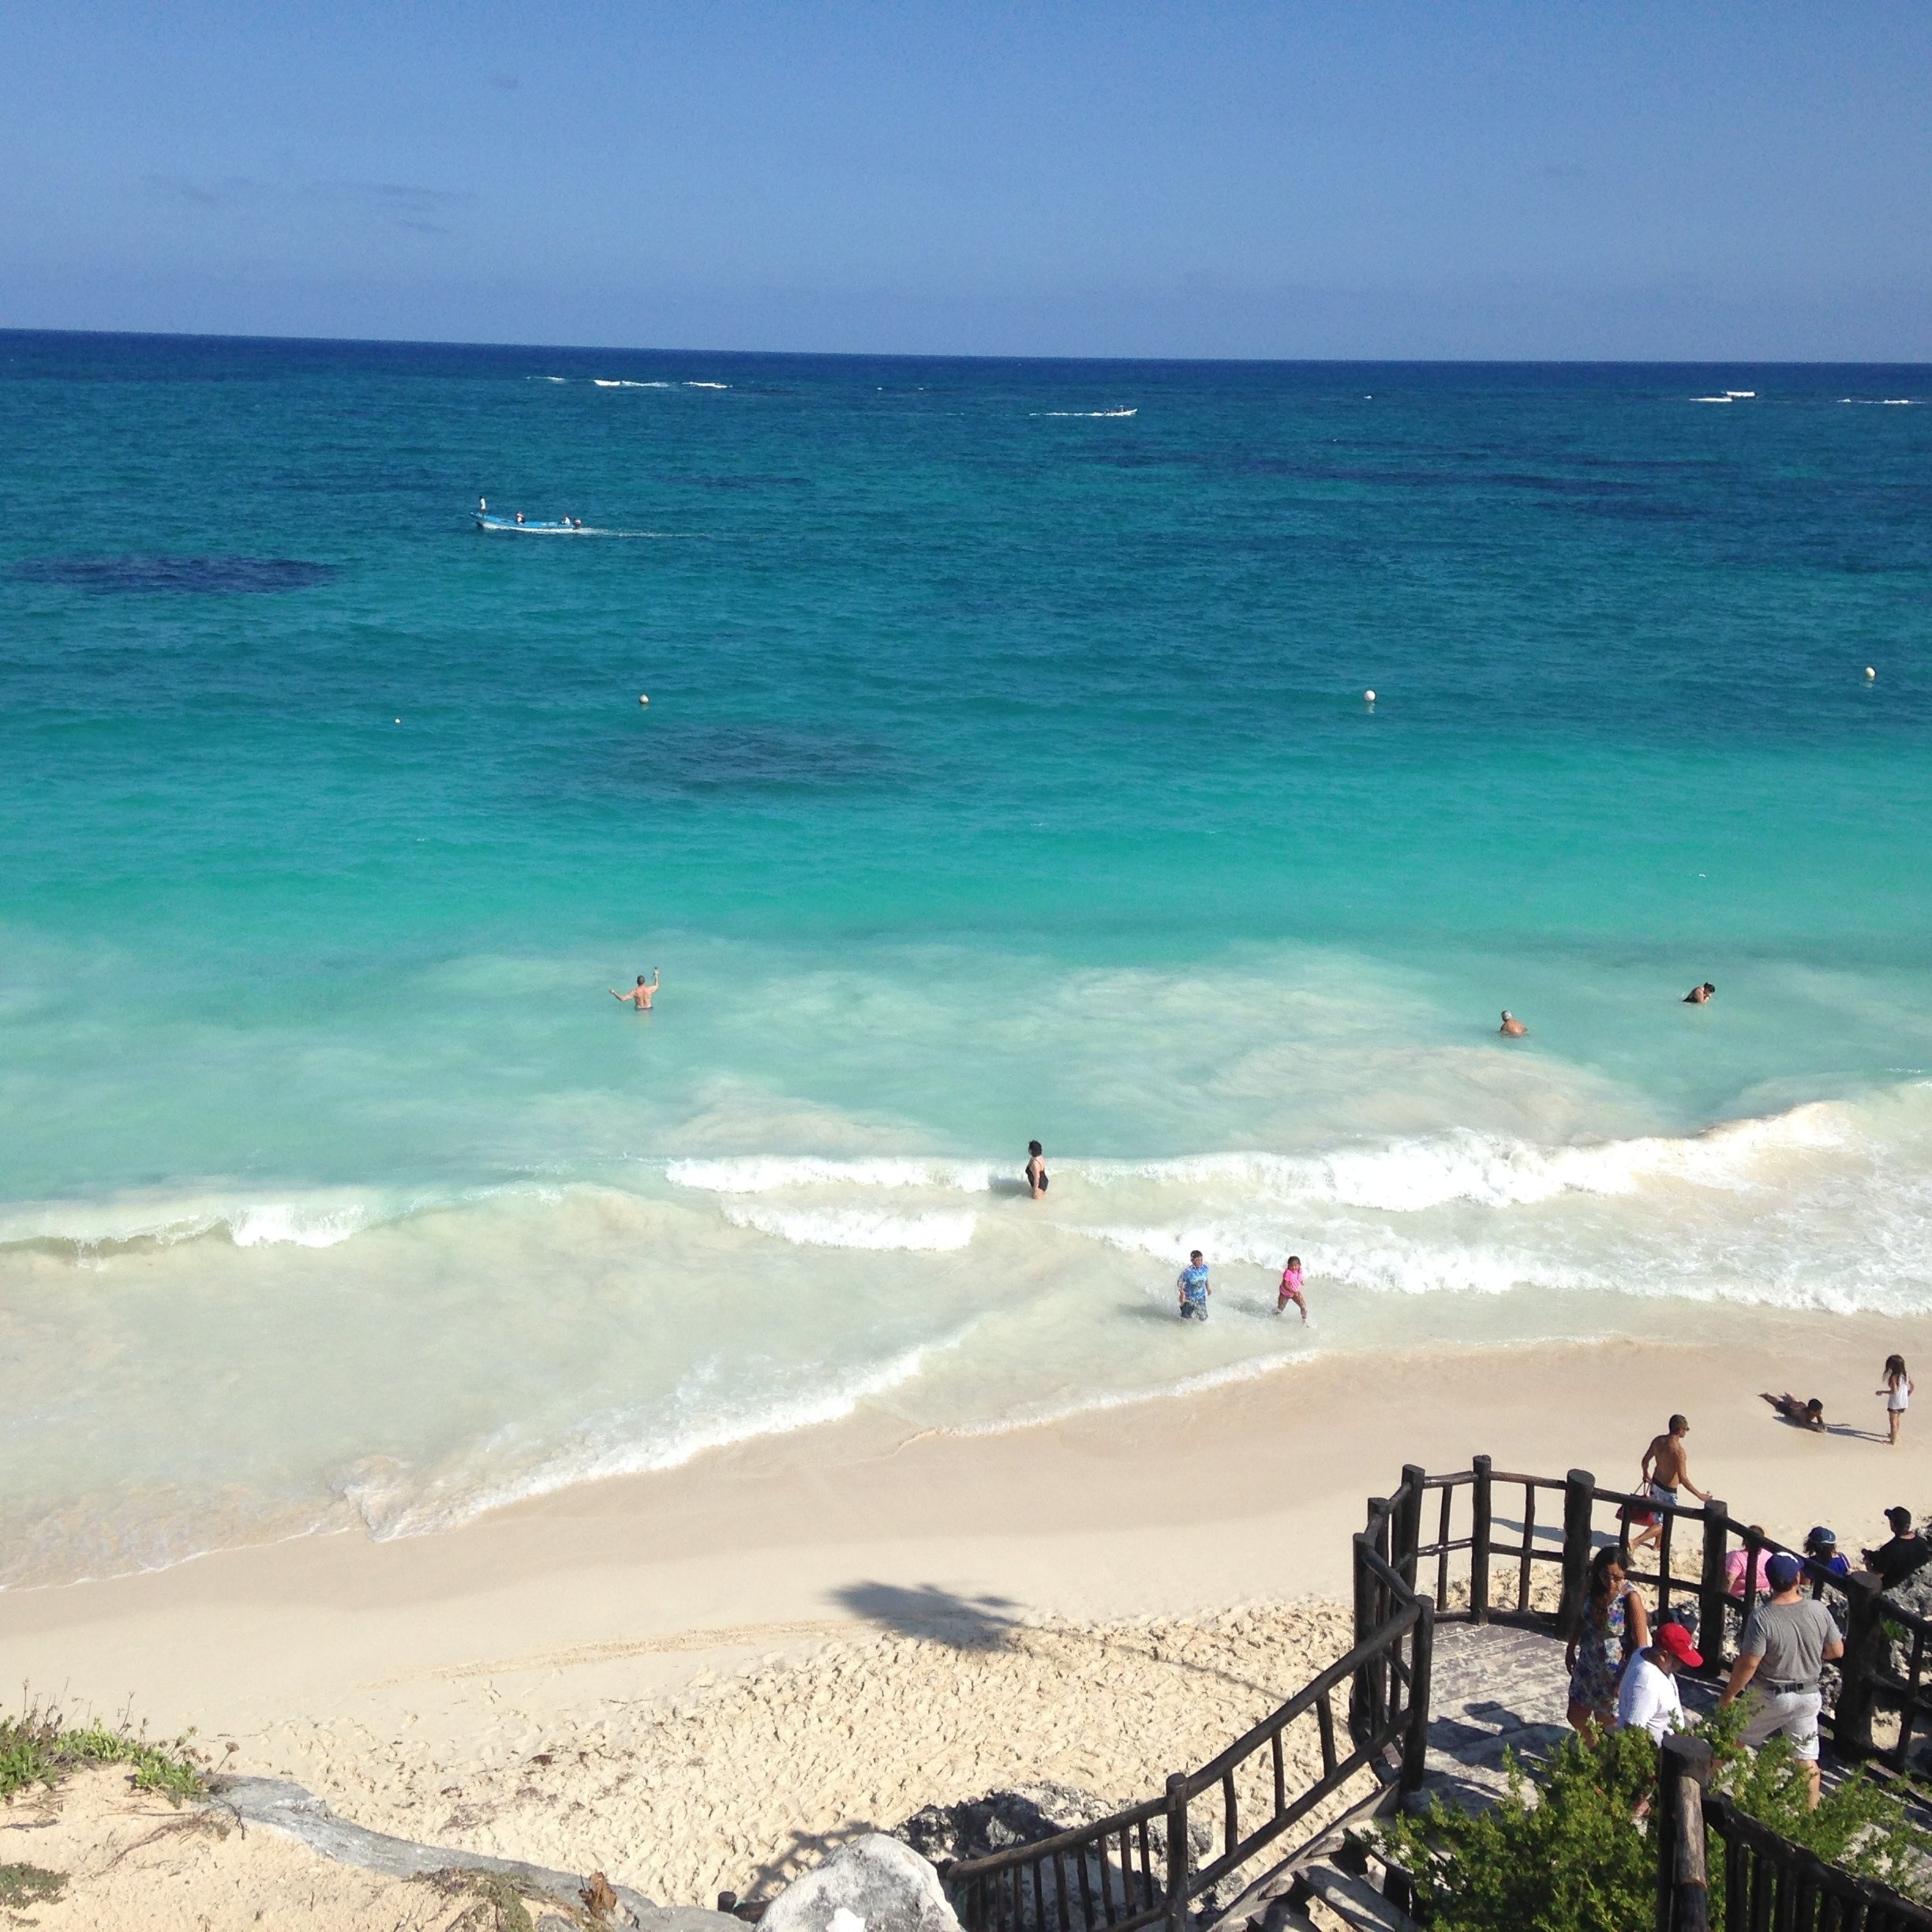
xmin=5 ymin=324 xmax=1931 ymax=371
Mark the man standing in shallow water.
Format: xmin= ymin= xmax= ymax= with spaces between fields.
xmin=1177 ymin=1251 xmax=1211 ymax=1321
xmin=609 ymin=970 xmax=661 ymax=1010
xmin=1499 ymin=1010 xmax=1526 ymax=1036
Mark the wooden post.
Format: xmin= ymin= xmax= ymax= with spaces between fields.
xmin=1350 ymin=1527 xmax=1378 ymax=1743
xmin=1398 ymin=1465 xmax=1427 ymax=1588
xmin=1697 ymin=1499 xmax=1729 ymax=1672
xmin=1558 ymin=1469 xmax=1596 ymax=1638
xmin=1163 ymin=1772 xmax=1191 ymax=1932
xmin=1653 ymin=1733 xmax=1713 ymax=1932
xmin=1470 ymin=1455 xmax=1493 ymax=1624
xmin=1832 ymin=1570 xmax=1885 ymax=1757
xmin=1401 ymin=1594 xmax=1435 ymax=1795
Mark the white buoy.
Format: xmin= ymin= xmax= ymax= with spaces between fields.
xmin=394 ymin=717 xmax=401 ymax=724
xmin=638 ymin=694 xmax=650 ymax=706
xmin=1364 ymin=689 xmax=1376 ymax=703
xmin=1866 ymin=667 xmax=1876 ymax=680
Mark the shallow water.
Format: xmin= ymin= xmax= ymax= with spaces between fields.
xmin=2 ymin=335 xmax=1929 ymax=1583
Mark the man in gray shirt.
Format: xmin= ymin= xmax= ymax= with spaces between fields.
xmin=1717 ymin=1551 xmax=1844 ymax=1808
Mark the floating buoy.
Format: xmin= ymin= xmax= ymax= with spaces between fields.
xmin=393 ymin=717 xmax=401 ymax=724
xmin=1866 ymin=667 xmax=1876 ymax=680
xmin=1364 ymin=689 xmax=1376 ymax=703
xmin=638 ymin=694 xmax=650 ymax=706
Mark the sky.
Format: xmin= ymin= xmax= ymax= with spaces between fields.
xmin=2 ymin=2 xmax=1929 ymax=360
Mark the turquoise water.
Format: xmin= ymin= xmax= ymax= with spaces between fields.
xmin=3 ymin=334 xmax=1930 ymax=1582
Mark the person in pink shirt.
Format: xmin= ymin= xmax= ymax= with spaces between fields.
xmin=1726 ymin=1528 xmax=1775 ymax=1603
xmin=1277 ymin=1255 xmax=1307 ymax=1321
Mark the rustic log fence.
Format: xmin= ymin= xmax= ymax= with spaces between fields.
xmin=1656 ymin=1733 xmax=1932 ymax=1932
xmin=944 ymin=1459 xmax=1932 ymax=1932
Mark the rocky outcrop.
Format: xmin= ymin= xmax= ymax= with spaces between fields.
xmin=896 ymin=1782 xmax=1209 ymax=1873
xmin=758 ymin=1833 xmax=961 ymax=1932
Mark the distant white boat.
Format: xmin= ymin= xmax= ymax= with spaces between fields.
xmin=474 ymin=498 xmax=586 ymax=534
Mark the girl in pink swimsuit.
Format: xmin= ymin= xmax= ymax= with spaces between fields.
xmin=1277 ymin=1256 xmax=1307 ymax=1321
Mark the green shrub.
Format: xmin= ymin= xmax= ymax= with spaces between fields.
xmin=1383 ymin=1728 xmax=1659 ymax=1932
xmin=1382 ymin=1713 xmax=1932 ymax=1931
xmin=0 ymin=1702 xmax=204 ymax=1805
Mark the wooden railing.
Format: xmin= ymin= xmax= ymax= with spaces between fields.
xmin=1410 ymin=1458 xmax=1932 ymax=1773
xmin=947 ymin=1458 xmax=1932 ymax=1932
xmin=1657 ymin=1733 xmax=1932 ymax=1932
xmin=948 ymin=1473 xmax=1435 ymax=1932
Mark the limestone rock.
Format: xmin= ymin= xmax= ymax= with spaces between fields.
xmin=759 ymin=1833 xmax=960 ymax=1932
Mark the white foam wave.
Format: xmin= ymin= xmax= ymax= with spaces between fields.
xmin=721 ymin=1202 xmax=978 ymax=1252
xmin=361 ymin=1338 xmax=952 ymax=1537
xmin=593 ymin=378 xmax=674 ymax=388
xmin=1690 ymin=396 xmax=1735 ymax=403
xmin=668 ymin=1155 xmax=994 ymax=1193
xmin=1077 ymin=1104 xmax=1850 ymax=1213
xmin=0 ymin=1189 xmax=405 ymax=1253
xmin=686 ymin=381 xmax=730 ymax=389
xmin=1034 ymin=408 xmax=1137 ymax=417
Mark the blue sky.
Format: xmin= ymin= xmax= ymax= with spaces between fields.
xmin=3 ymin=2 xmax=1928 ymax=358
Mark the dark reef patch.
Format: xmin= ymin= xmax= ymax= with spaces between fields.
xmin=13 ymin=556 xmax=339 ymax=595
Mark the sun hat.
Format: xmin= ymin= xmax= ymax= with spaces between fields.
xmin=1765 ymin=1552 xmax=1803 ymax=1592
xmin=1655 ymin=1621 xmax=1703 ymax=1668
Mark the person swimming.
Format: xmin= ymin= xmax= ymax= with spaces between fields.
xmin=609 ymin=970 xmax=660 ymax=1010
xmin=1024 ymin=1140 xmax=1048 ymax=1198
xmin=1500 ymin=1010 xmax=1526 ymax=1036
xmin=1685 ymin=982 xmax=1716 ymax=1004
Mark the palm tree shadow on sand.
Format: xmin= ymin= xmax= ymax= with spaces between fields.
xmin=829 ymin=1581 xmax=1022 ymax=1651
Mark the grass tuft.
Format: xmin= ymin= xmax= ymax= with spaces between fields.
xmin=0 ymin=1695 xmax=206 ymax=1806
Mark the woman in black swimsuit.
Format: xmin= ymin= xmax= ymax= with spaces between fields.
xmin=1024 ymin=1140 xmax=1048 ymax=1198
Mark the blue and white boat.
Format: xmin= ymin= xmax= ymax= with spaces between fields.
xmin=474 ymin=497 xmax=587 ymax=534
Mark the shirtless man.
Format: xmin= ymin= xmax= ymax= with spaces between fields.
xmin=1684 ymin=982 xmax=1716 ymax=1005
xmin=1761 ymin=1391 xmax=1825 ymax=1432
xmin=1631 ymin=1414 xmax=1710 ymax=1554
xmin=610 ymin=970 xmax=661 ymax=1011
xmin=1499 ymin=1010 xmax=1526 ymax=1037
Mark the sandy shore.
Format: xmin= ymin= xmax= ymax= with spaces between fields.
xmin=2 ymin=1311 xmax=1926 ymax=1915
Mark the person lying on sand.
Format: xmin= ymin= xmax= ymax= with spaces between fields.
xmin=610 ymin=970 xmax=660 ymax=1010
xmin=1684 ymin=982 xmax=1717 ymax=1004
xmin=1499 ymin=1010 xmax=1526 ymax=1036
xmin=1761 ymin=1391 xmax=1825 ymax=1432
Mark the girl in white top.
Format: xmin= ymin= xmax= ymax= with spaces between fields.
xmin=1881 ymin=1354 xmax=1915 ymax=1447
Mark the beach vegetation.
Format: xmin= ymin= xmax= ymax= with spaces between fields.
xmin=0 ymin=1863 xmax=67 ymax=1911
xmin=0 ymin=1698 xmax=205 ymax=1805
xmin=1382 ymin=1711 xmax=1932 ymax=1930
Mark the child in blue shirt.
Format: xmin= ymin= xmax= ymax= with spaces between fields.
xmin=1177 ymin=1251 xmax=1211 ymax=1321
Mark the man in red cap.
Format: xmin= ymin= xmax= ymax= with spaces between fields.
xmin=1616 ymin=1618 xmax=1702 ymax=1741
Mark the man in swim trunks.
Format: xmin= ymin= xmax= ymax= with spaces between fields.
xmin=609 ymin=970 xmax=661 ymax=1011
xmin=1500 ymin=1010 xmax=1526 ymax=1036
xmin=1631 ymin=1414 xmax=1710 ymax=1555
xmin=1024 ymin=1141 xmax=1049 ymax=1199
xmin=1760 ymin=1391 xmax=1825 ymax=1432
xmin=1177 ymin=1251 xmax=1211 ymax=1321
xmin=1685 ymin=982 xmax=1717 ymax=1004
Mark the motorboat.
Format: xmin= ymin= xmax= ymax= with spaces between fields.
xmin=474 ymin=497 xmax=587 ymax=534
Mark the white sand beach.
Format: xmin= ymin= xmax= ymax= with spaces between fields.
xmin=2 ymin=1313 xmax=1926 ymax=1924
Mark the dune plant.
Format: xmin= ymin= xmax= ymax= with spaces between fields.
xmin=0 ymin=1699 xmax=204 ymax=1805
xmin=1383 ymin=1713 xmax=1932 ymax=1932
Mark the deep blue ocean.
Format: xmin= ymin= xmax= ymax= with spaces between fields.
xmin=3 ymin=332 xmax=1929 ymax=1582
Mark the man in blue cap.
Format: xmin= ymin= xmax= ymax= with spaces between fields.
xmin=1718 ymin=1551 xmax=1844 ymax=1808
